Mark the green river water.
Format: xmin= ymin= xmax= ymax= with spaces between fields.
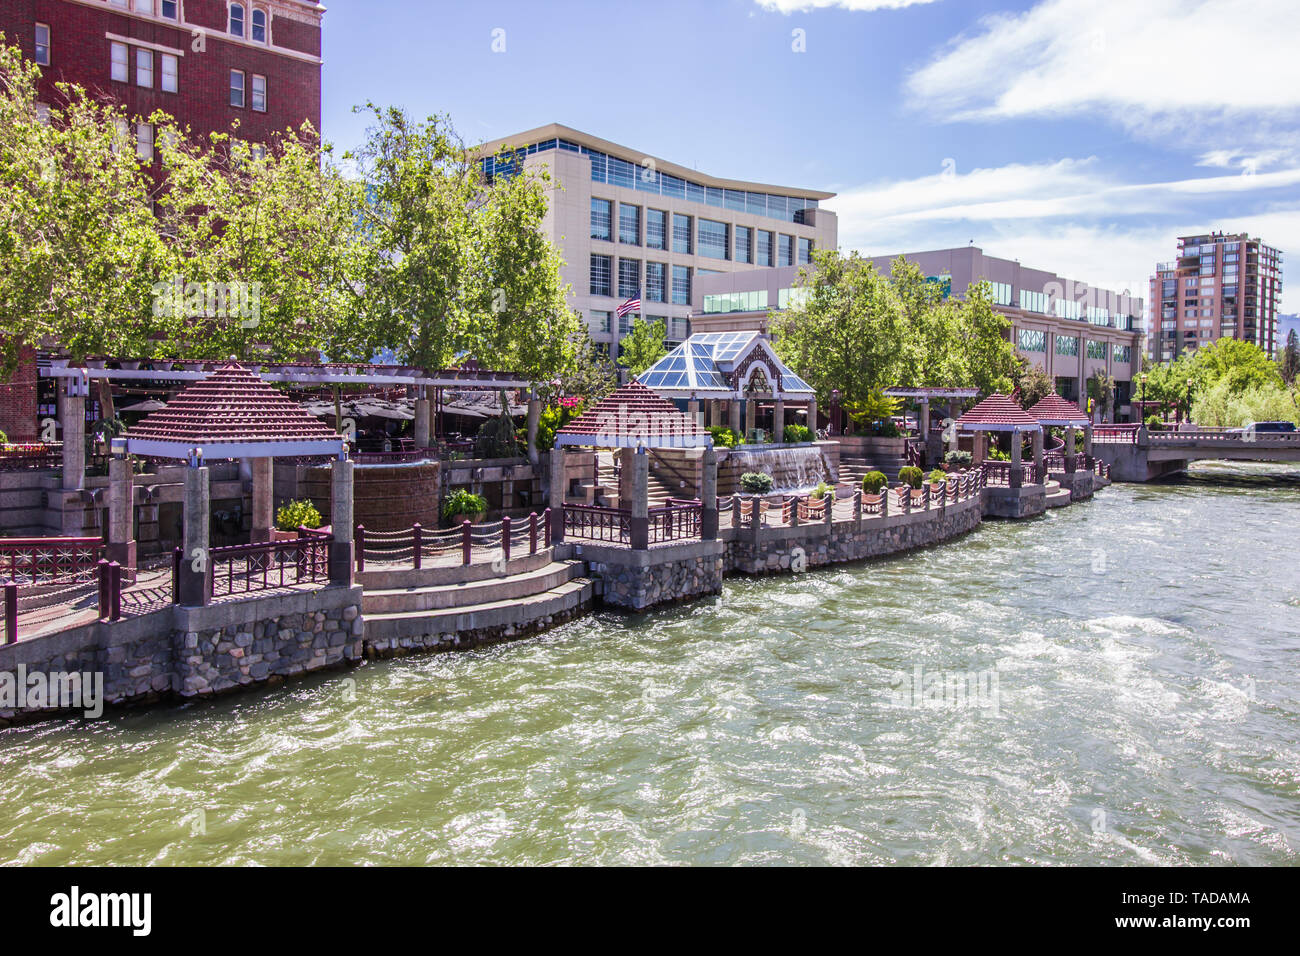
xmin=1 ymin=462 xmax=1297 ymax=865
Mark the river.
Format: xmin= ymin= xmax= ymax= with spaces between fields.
xmin=2 ymin=463 xmax=1298 ymax=865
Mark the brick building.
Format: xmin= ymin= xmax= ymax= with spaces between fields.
xmin=0 ymin=0 xmax=325 ymax=440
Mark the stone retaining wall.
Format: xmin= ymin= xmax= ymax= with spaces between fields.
xmin=578 ymin=540 xmax=725 ymax=611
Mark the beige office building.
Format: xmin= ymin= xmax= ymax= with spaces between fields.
xmin=474 ymin=124 xmax=837 ymax=357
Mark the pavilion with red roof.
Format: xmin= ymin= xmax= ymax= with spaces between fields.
xmin=122 ymin=361 xmax=354 ymax=605
xmin=555 ymin=381 xmax=713 ymax=450
xmin=956 ymin=393 xmax=1043 ymax=433
xmin=1026 ymin=394 xmax=1090 ymax=427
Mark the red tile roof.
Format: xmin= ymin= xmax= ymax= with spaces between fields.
xmin=956 ymin=393 xmax=1042 ymax=430
xmin=556 ymin=381 xmax=712 ymax=448
xmin=1027 ymin=394 xmax=1090 ymax=425
xmin=124 ymin=361 xmax=343 ymax=452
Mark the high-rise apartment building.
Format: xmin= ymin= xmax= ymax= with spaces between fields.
xmin=473 ymin=124 xmax=837 ymax=358
xmin=1148 ymin=233 xmax=1283 ymax=362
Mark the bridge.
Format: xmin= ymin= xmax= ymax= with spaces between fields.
xmin=1090 ymin=424 xmax=1300 ymax=481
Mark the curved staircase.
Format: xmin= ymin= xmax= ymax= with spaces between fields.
xmin=1043 ymin=478 xmax=1073 ymax=508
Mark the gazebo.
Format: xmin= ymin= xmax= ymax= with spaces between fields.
xmin=957 ymin=393 xmax=1044 ymax=482
xmin=122 ymin=361 xmax=352 ymax=605
xmin=551 ymin=381 xmax=718 ymax=547
xmin=885 ymin=386 xmax=981 ymax=449
xmin=637 ymin=332 xmax=817 ymax=440
xmin=1027 ymin=393 xmax=1092 ymax=468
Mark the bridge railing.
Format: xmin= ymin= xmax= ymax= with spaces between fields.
xmin=1092 ymin=424 xmax=1139 ymax=444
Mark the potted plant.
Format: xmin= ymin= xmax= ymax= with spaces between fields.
xmin=927 ymin=468 xmax=947 ymax=486
xmin=274 ymin=499 xmax=323 ymax=541
xmin=783 ymin=424 xmax=813 ymax=444
xmin=739 ymin=472 xmax=774 ymax=496
xmin=943 ymin=450 xmax=972 ymax=472
xmin=442 ymin=488 xmax=488 ymax=525
xmin=860 ymin=470 xmax=887 ymax=497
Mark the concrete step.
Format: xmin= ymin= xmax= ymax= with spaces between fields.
xmin=362 ymin=560 xmax=582 ymax=614
xmin=363 ymin=577 xmax=593 ymax=642
xmin=1044 ymin=480 xmax=1072 ymax=508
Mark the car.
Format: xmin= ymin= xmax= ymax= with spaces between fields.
xmin=1226 ymin=420 xmax=1296 ymax=435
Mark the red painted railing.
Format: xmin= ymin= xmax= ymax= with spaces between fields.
xmin=0 ymin=443 xmax=63 ymax=471
xmin=208 ymin=532 xmax=332 ymax=598
xmin=564 ymin=503 xmax=631 ymax=544
xmin=0 ymin=536 xmax=104 ymax=586
xmin=1092 ymin=424 xmax=1139 ymax=444
xmin=355 ymin=511 xmax=551 ymax=569
xmin=649 ymin=499 xmax=702 ymax=543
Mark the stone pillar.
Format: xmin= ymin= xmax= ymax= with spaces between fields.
xmin=807 ymin=397 xmax=819 ymax=435
xmin=526 ymin=396 xmax=541 ymax=465
xmin=179 ymin=465 xmax=210 ymax=607
xmin=250 ymin=456 xmax=273 ymax=543
xmin=919 ymin=398 xmax=930 ymax=441
xmin=548 ymin=449 xmax=565 ymax=544
xmin=729 ymin=398 xmax=742 ymax=435
xmin=1065 ymin=427 xmax=1077 ymax=472
xmin=701 ymin=446 xmax=718 ymax=540
xmin=709 ymin=400 xmax=721 ymax=428
xmin=687 ymin=399 xmax=701 ymax=429
xmin=414 ymin=392 xmax=431 ymax=450
xmin=61 ymin=384 xmax=86 ymax=492
xmin=1032 ymin=428 xmax=1044 ymax=480
xmin=329 ymin=458 xmax=354 ymax=587
xmin=973 ymin=431 xmax=986 ymax=465
xmin=744 ymin=398 xmax=756 ymax=439
xmin=106 ymin=455 xmax=136 ymax=576
xmin=1010 ymin=429 xmax=1024 ymax=489
xmin=774 ymin=399 xmax=785 ymax=440
xmin=1084 ymin=422 xmax=1094 ymax=457
xmin=629 ymin=447 xmax=649 ymax=550
xmin=618 ymin=447 xmax=637 ymax=511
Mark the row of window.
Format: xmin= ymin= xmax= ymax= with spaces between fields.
xmin=591 ymin=311 xmax=690 ymax=339
xmin=589 ymin=199 xmax=812 ymax=264
xmin=103 ymin=0 xmax=270 ymax=44
xmin=590 ymin=255 xmax=694 ymax=305
xmin=106 ymin=37 xmax=268 ymax=111
xmin=1018 ymin=329 xmax=1132 ymax=363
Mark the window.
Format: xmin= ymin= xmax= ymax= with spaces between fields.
xmin=735 ymin=226 xmax=752 ymax=265
xmin=230 ymin=4 xmax=246 ymax=38
xmin=251 ymin=74 xmax=266 ymax=112
xmin=110 ymin=0 xmax=127 ymax=7
xmin=592 ymin=311 xmax=612 ymax=335
xmin=133 ymin=0 xmax=151 ymax=13
xmin=671 ymin=265 xmax=691 ymax=305
xmin=645 ymin=262 xmax=666 ymax=303
xmin=1017 ymin=329 xmax=1046 ymax=352
xmin=590 ymin=254 xmax=612 ymax=297
xmin=1055 ymin=335 xmax=1079 ymax=356
xmin=797 ymin=237 xmax=813 ymax=265
xmin=1086 ymin=340 xmax=1107 ymax=359
xmin=779 ymin=234 xmax=793 ymax=266
xmin=619 ymin=204 xmax=640 ymax=245
xmin=161 ymin=53 xmax=178 ymax=93
xmin=111 ymin=42 xmax=128 ymax=82
xmin=618 ymin=258 xmax=640 ymax=299
xmin=230 ymin=70 xmax=245 ymax=107
xmin=162 ymin=1 xmax=178 ymax=19
xmin=697 ymin=219 xmax=729 ymax=260
xmin=136 ymin=48 xmax=153 ymax=88
xmin=135 ymin=122 xmax=154 ymax=162
xmin=252 ymin=8 xmax=268 ymax=43
xmin=672 ymin=214 xmax=692 ymax=254
xmin=757 ymin=230 xmax=774 ymax=267
xmin=35 ymin=24 xmax=50 ymax=66
xmin=1019 ymin=289 xmax=1048 ymax=313
xmin=704 ymin=290 xmax=769 ymax=314
xmin=646 ymin=209 xmax=666 ymax=250
xmin=590 ymin=198 xmax=611 ymax=241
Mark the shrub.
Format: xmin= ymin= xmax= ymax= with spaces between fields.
xmin=275 ymin=499 xmax=322 ymax=532
xmin=0 ymin=428 xmax=7 ymax=446
xmin=809 ymin=481 xmax=833 ymax=501
xmin=709 ymin=425 xmax=742 ymax=448
xmin=783 ymin=424 xmax=813 ymax=443
xmin=861 ymin=470 xmax=887 ymax=494
xmin=944 ymin=450 xmax=972 ymax=467
xmin=898 ymin=465 xmax=923 ymax=489
xmin=442 ymin=489 xmax=488 ymax=522
xmin=739 ymin=472 xmax=773 ymax=494
xmin=873 ymin=418 xmax=901 ymax=438
xmin=928 ymin=469 xmax=947 ymax=484
xmin=986 ymin=446 xmax=1010 ymax=461
xmin=1145 ymin=414 xmax=1163 ymax=431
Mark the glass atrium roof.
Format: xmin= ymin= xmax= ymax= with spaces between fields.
xmin=637 ymin=333 xmax=815 ymax=397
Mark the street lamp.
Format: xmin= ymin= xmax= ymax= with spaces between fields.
xmin=1185 ymin=377 xmax=1195 ymax=427
xmin=1139 ymin=372 xmax=1147 ymax=423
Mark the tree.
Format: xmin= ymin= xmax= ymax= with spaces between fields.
xmin=1013 ymin=358 xmax=1054 ymax=410
xmin=1185 ymin=337 xmax=1281 ymax=395
xmin=617 ymin=316 xmax=667 ymax=375
xmin=1087 ymin=368 xmax=1117 ymax=421
xmin=1279 ymin=330 xmax=1300 ymax=386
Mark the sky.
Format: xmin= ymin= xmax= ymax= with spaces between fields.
xmin=320 ymin=0 xmax=1300 ymax=313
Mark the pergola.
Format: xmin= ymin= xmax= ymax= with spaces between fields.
xmin=637 ymin=332 xmax=817 ymax=439
xmin=957 ymin=393 xmax=1044 ymax=477
xmin=1027 ymin=393 xmax=1092 ymax=464
xmin=121 ymin=361 xmax=353 ymax=605
xmin=885 ymin=387 xmax=980 ymax=442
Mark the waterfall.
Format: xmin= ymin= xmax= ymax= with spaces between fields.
xmin=728 ymin=445 xmax=833 ymax=493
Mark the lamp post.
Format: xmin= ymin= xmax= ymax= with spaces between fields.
xmin=1185 ymin=376 xmax=1195 ymax=428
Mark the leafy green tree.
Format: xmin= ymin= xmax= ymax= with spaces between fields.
xmin=1278 ymin=329 xmax=1300 ymax=386
xmin=1013 ymin=358 xmax=1055 ymax=410
xmin=618 ymin=317 xmax=667 ymax=375
xmin=1185 ymin=337 xmax=1282 ymax=395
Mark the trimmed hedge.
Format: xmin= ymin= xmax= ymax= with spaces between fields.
xmin=898 ymin=465 xmax=924 ymax=489
xmin=740 ymin=472 xmax=774 ymax=494
xmin=861 ymin=470 xmax=888 ymax=494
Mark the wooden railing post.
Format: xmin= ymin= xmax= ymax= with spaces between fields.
xmin=171 ymin=546 xmax=181 ymax=605
xmin=529 ymin=512 xmax=538 ymax=554
xmin=355 ymin=524 xmax=366 ymax=572
xmin=462 ymin=520 xmax=472 ymax=566
xmin=412 ymin=523 xmax=423 ymax=570
xmin=109 ymin=561 xmax=122 ymax=621
xmin=97 ymin=559 xmax=110 ymax=621
xmin=543 ymin=507 xmax=553 ymax=547
xmin=502 ymin=516 xmax=512 ymax=563
xmin=3 ymin=580 xmax=16 ymax=645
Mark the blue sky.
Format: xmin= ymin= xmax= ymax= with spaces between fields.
xmin=321 ymin=0 xmax=1300 ymax=313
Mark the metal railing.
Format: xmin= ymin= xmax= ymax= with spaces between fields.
xmin=204 ymin=531 xmax=332 ymax=599
xmin=979 ymin=460 xmax=1040 ymax=486
xmin=1092 ymin=424 xmax=1139 ymax=444
xmin=564 ymin=503 xmax=631 ymax=544
xmin=0 ymin=443 xmax=63 ymax=471
xmin=0 ymin=536 xmax=104 ymax=586
xmin=648 ymin=499 xmax=702 ymax=543
xmin=356 ymin=511 xmax=552 ymax=570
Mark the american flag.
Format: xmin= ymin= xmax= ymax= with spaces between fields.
xmin=615 ymin=291 xmax=641 ymax=318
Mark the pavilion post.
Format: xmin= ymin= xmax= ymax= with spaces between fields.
xmin=414 ymin=387 xmax=431 ymax=450
xmin=729 ymin=399 xmax=742 ymax=436
xmin=629 ymin=447 xmax=650 ymax=550
xmin=329 ymin=457 xmax=354 ymax=587
xmin=972 ymin=431 xmax=986 ymax=465
xmin=618 ymin=447 xmax=637 ymax=511
xmin=709 ymin=400 xmax=721 ymax=428
xmin=744 ymin=397 xmax=756 ymax=440
xmin=807 ymin=397 xmax=819 ymax=436
xmin=1084 ymin=422 xmax=1094 ymax=458
xmin=548 ymin=449 xmax=565 ymax=544
xmin=249 ymin=456 xmax=273 ymax=543
xmin=687 ymin=398 xmax=701 ymax=430
xmin=773 ymin=399 xmax=785 ymax=440
xmin=701 ymin=446 xmax=718 ymax=541
xmin=1010 ymin=429 xmax=1024 ymax=489
xmin=106 ymin=454 xmax=137 ymax=579
xmin=61 ymin=376 xmax=87 ymax=493
xmin=179 ymin=464 xmax=210 ymax=607
xmin=1065 ymin=426 xmax=1078 ymax=472
xmin=919 ymin=398 xmax=930 ymax=441
xmin=526 ymin=394 xmax=541 ymax=465
xmin=1032 ymin=428 xmax=1044 ymax=482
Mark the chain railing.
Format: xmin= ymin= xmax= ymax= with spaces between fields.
xmin=356 ymin=510 xmax=553 ymax=570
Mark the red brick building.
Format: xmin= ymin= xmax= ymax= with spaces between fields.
xmin=0 ymin=0 xmax=325 ymax=440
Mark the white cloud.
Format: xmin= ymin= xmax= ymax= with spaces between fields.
xmin=755 ymin=0 xmax=938 ymax=13
xmin=906 ymin=0 xmax=1300 ymax=159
